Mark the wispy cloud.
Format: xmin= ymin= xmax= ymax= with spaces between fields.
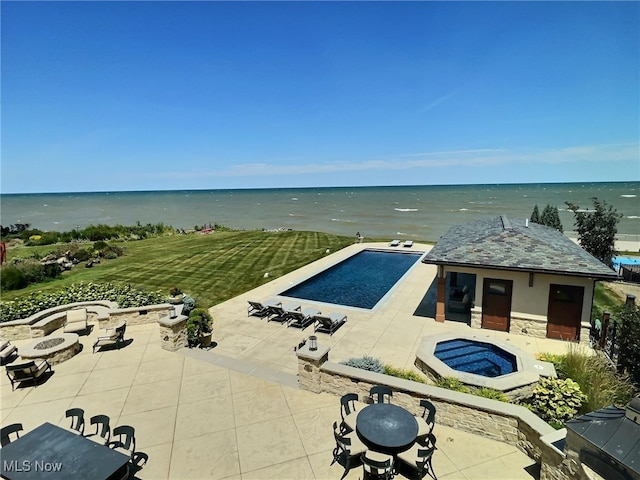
xmin=419 ymin=91 xmax=456 ymax=114
xmin=156 ymin=142 xmax=638 ymax=180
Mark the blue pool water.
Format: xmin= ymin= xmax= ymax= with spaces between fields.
xmin=434 ymin=339 xmax=517 ymax=377
xmin=281 ymin=250 xmax=422 ymax=309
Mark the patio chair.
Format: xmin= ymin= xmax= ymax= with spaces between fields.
xmin=63 ymin=308 xmax=89 ymax=333
xmin=109 ymin=425 xmax=136 ymax=460
xmin=1 ymin=423 xmax=23 ymax=447
xmin=340 ymin=393 xmax=359 ymax=432
xmin=287 ymin=307 xmax=320 ymax=329
xmin=415 ymin=399 xmax=436 ymax=439
xmin=389 ymin=239 xmax=400 ymax=247
xmin=332 ymin=421 xmax=367 ymax=479
xmin=0 ymin=340 xmax=18 ymax=365
xmin=84 ymin=414 xmax=111 ymax=445
xmin=403 ymin=240 xmax=414 ymax=248
xmin=247 ymin=300 xmax=272 ymax=318
xmin=396 ymin=434 xmax=437 ymax=480
xmin=66 ymin=407 xmax=86 ymax=435
xmin=5 ymin=359 xmax=52 ymax=391
xmin=362 ymin=450 xmax=395 ymax=480
xmin=92 ymin=321 xmax=127 ymax=353
xmin=267 ymin=303 xmax=300 ymax=324
xmin=370 ymin=385 xmax=393 ymax=404
xmin=313 ymin=312 xmax=347 ymax=335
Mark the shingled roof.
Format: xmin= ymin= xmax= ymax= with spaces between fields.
xmin=423 ymin=215 xmax=619 ymax=279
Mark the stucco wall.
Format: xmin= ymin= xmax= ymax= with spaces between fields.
xmin=444 ymin=266 xmax=595 ymax=340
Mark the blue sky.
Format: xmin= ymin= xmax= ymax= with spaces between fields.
xmin=2 ymin=1 xmax=639 ymax=193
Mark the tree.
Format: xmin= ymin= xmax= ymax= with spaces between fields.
xmin=530 ymin=205 xmax=540 ymax=223
xmin=540 ymin=204 xmax=563 ymax=233
xmin=616 ymin=300 xmax=640 ymax=386
xmin=565 ymin=197 xmax=622 ymax=267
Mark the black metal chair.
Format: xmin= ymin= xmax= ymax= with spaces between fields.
xmin=1 ymin=423 xmax=23 ymax=447
xmin=370 ymin=385 xmax=393 ymax=404
xmin=84 ymin=414 xmax=111 ymax=445
xmin=66 ymin=408 xmax=85 ymax=435
xmin=397 ymin=434 xmax=437 ymax=480
xmin=331 ymin=421 xmax=367 ymax=479
xmin=362 ymin=450 xmax=395 ymax=480
xmin=416 ymin=399 xmax=436 ymax=439
xmin=340 ymin=393 xmax=359 ymax=432
xmin=109 ymin=425 xmax=136 ymax=460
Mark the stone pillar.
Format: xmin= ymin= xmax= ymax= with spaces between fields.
xmin=436 ymin=277 xmax=446 ymax=323
xmin=296 ymin=343 xmax=330 ymax=393
xmin=158 ymin=314 xmax=188 ymax=351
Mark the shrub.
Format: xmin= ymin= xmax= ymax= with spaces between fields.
xmin=528 ymin=377 xmax=586 ymax=424
xmin=434 ymin=377 xmax=470 ymax=393
xmin=473 ymin=387 xmax=509 ymax=402
xmin=557 ymin=344 xmax=636 ymax=412
xmin=1 ymin=266 xmax=29 ymax=290
xmin=383 ymin=365 xmax=428 ymax=383
xmin=186 ymin=308 xmax=213 ymax=347
xmin=617 ymin=301 xmax=640 ymax=387
xmin=341 ymin=356 xmax=384 ymax=374
xmin=0 ymin=282 xmax=165 ymax=322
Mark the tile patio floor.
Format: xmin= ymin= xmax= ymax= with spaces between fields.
xmin=1 ymin=242 xmax=571 ymax=479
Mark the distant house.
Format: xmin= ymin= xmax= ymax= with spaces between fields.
xmin=422 ymin=215 xmax=619 ymax=342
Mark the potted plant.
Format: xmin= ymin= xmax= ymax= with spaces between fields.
xmin=167 ymin=286 xmax=184 ymax=304
xmin=186 ymin=308 xmax=214 ymax=348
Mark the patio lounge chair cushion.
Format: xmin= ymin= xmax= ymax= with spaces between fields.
xmin=0 ymin=340 xmax=18 ymax=364
xmin=93 ymin=321 xmax=127 ymax=353
xmin=5 ymin=359 xmax=52 ymax=391
xmin=64 ymin=308 xmax=88 ymax=333
xmin=313 ymin=312 xmax=347 ymax=335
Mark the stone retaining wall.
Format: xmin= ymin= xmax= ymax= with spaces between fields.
xmin=0 ymin=301 xmax=171 ymax=341
xmin=297 ymin=345 xmax=558 ymax=468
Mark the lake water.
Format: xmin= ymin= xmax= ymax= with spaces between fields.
xmin=1 ymin=182 xmax=638 ymax=242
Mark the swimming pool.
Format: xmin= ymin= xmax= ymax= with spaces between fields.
xmin=281 ymin=249 xmax=422 ymax=309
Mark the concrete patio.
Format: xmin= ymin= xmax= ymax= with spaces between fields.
xmin=1 ymin=242 xmax=573 ymax=479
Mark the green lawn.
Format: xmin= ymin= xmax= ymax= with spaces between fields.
xmin=2 ymin=231 xmax=355 ymax=308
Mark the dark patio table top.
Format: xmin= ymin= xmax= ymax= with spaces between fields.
xmin=356 ymin=403 xmax=419 ymax=455
xmin=0 ymin=422 xmax=130 ymax=480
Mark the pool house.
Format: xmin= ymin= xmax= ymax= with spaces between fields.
xmin=423 ymin=215 xmax=619 ymax=342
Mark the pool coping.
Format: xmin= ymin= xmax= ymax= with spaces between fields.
xmin=416 ymin=332 xmax=556 ymax=391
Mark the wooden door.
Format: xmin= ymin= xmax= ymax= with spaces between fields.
xmin=547 ymin=284 xmax=584 ymax=340
xmin=481 ymin=278 xmax=512 ymax=331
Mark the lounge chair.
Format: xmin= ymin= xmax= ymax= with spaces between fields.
xmin=247 ymin=300 xmax=272 ymax=318
xmin=64 ymin=308 xmax=88 ymax=333
xmin=403 ymin=240 xmax=414 ymax=248
xmin=5 ymin=359 xmax=53 ymax=391
xmin=267 ymin=302 xmax=301 ymax=324
xmin=313 ymin=312 xmax=347 ymax=335
xmin=389 ymin=239 xmax=400 ymax=247
xmin=0 ymin=340 xmax=18 ymax=365
xmin=92 ymin=321 xmax=127 ymax=353
xmin=287 ymin=307 xmax=320 ymax=329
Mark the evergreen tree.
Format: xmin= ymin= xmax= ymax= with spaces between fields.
xmin=530 ymin=205 xmax=540 ymax=223
xmin=566 ymin=197 xmax=622 ymax=267
xmin=539 ymin=204 xmax=563 ymax=232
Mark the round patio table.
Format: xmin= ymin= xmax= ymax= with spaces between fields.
xmin=356 ymin=403 xmax=418 ymax=455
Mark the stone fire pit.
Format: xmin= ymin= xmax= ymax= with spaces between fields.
xmin=20 ymin=333 xmax=81 ymax=365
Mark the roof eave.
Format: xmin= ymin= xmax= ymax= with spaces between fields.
xmin=422 ymin=259 xmax=620 ymax=280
